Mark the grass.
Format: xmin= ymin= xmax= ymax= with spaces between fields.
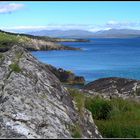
xmin=0 ymin=32 xmax=18 ymax=47
xmin=9 ymin=63 xmax=21 ymax=73
xmin=85 ymin=96 xmax=112 ymax=120
xmin=0 ymin=53 xmax=4 ymax=63
xmin=68 ymin=88 xmax=85 ymax=115
xmin=69 ymin=123 xmax=82 ymax=138
xmin=68 ymin=88 xmax=85 ymax=138
xmin=0 ymin=32 xmax=31 ymax=49
xmin=85 ymin=97 xmax=140 ymax=138
xmin=135 ymin=87 xmax=140 ymax=96
xmin=68 ymin=88 xmax=140 ymax=138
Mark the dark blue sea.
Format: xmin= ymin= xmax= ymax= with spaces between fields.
xmin=32 ymin=38 xmax=140 ymax=83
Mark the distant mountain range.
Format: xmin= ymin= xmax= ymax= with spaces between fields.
xmin=28 ymin=29 xmax=140 ymax=38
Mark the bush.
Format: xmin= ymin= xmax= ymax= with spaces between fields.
xmin=85 ymin=97 xmax=112 ymax=120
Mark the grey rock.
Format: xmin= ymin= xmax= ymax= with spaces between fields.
xmin=84 ymin=77 xmax=140 ymax=99
xmin=0 ymin=45 xmax=101 ymax=138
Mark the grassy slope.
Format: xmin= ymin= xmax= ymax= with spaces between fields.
xmin=0 ymin=30 xmax=87 ymax=42
xmin=0 ymin=30 xmax=81 ymax=51
xmin=68 ymin=88 xmax=140 ymax=138
xmin=0 ymin=31 xmax=36 ymax=51
xmin=0 ymin=30 xmax=55 ymax=42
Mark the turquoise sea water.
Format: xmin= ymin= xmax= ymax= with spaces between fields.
xmin=32 ymin=38 xmax=140 ymax=83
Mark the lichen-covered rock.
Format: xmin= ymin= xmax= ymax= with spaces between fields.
xmin=0 ymin=45 xmax=101 ymax=138
xmin=84 ymin=77 xmax=140 ymax=99
xmin=20 ymin=38 xmax=80 ymax=51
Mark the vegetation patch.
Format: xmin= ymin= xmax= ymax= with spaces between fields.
xmin=0 ymin=32 xmax=19 ymax=47
xmin=135 ymin=87 xmax=140 ymax=96
xmin=68 ymin=87 xmax=140 ymax=138
xmin=9 ymin=63 xmax=21 ymax=73
xmin=68 ymin=88 xmax=85 ymax=115
xmin=85 ymin=96 xmax=112 ymax=120
xmin=85 ymin=96 xmax=140 ymax=138
xmin=0 ymin=53 xmax=3 ymax=59
xmin=69 ymin=123 xmax=82 ymax=138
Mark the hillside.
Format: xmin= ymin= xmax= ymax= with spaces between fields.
xmin=0 ymin=30 xmax=81 ymax=52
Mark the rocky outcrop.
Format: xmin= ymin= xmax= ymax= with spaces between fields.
xmin=84 ymin=77 xmax=140 ymax=99
xmin=20 ymin=38 xmax=81 ymax=51
xmin=0 ymin=45 xmax=101 ymax=138
xmin=46 ymin=65 xmax=85 ymax=85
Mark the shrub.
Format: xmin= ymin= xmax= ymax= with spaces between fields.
xmin=85 ymin=97 xmax=112 ymax=120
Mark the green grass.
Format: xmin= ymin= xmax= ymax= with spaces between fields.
xmin=0 ymin=32 xmax=18 ymax=47
xmin=85 ymin=97 xmax=140 ymax=138
xmin=9 ymin=63 xmax=21 ymax=73
xmin=68 ymin=88 xmax=140 ymax=138
xmin=0 ymin=32 xmax=31 ymax=49
xmin=85 ymin=96 xmax=112 ymax=120
xmin=69 ymin=123 xmax=82 ymax=138
xmin=68 ymin=88 xmax=85 ymax=115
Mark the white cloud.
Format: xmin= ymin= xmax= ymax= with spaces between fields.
xmin=0 ymin=3 xmax=24 ymax=14
xmin=107 ymin=20 xmax=118 ymax=25
xmin=104 ymin=20 xmax=140 ymax=29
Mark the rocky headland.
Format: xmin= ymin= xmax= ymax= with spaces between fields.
xmin=83 ymin=77 xmax=140 ymax=100
xmin=0 ymin=30 xmax=89 ymax=52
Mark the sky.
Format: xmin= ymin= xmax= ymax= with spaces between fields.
xmin=1 ymin=1 xmax=140 ymax=32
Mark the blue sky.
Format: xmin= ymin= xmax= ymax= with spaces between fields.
xmin=1 ymin=1 xmax=140 ymax=32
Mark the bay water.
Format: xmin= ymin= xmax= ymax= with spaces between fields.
xmin=32 ymin=38 xmax=140 ymax=83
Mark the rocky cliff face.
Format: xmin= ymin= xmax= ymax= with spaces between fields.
xmin=0 ymin=45 xmax=101 ymax=138
xmin=84 ymin=77 xmax=140 ymax=99
xmin=19 ymin=38 xmax=80 ymax=51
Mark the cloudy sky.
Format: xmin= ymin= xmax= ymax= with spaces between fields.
xmin=1 ymin=1 xmax=140 ymax=33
